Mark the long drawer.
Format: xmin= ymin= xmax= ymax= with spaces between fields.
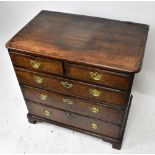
xmin=26 ymin=100 xmax=120 ymax=138
xmin=21 ymin=85 xmax=124 ymax=124
xmin=9 ymin=51 xmax=63 ymax=75
xmin=16 ymin=68 xmax=128 ymax=106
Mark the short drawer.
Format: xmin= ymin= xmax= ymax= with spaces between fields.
xmin=66 ymin=63 xmax=133 ymax=91
xmin=9 ymin=52 xmax=63 ymax=75
xmin=16 ymin=68 xmax=128 ymax=106
xmin=21 ymin=85 xmax=124 ymax=124
xmin=27 ymin=101 xmax=120 ymax=138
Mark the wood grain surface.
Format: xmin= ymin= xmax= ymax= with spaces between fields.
xmin=16 ymin=68 xmax=129 ymax=106
xmin=22 ymin=85 xmax=125 ymax=124
xmin=26 ymin=100 xmax=120 ymax=138
xmin=6 ymin=10 xmax=149 ymax=73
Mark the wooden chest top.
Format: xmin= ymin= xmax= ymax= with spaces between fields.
xmin=6 ymin=10 xmax=149 ymax=73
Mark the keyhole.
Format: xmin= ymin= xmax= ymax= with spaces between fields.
xmin=67 ymin=113 xmax=72 ymax=118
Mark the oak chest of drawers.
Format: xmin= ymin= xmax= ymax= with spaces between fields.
xmin=6 ymin=10 xmax=149 ymax=149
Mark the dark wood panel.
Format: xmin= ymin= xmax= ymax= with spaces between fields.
xmin=26 ymin=100 xmax=120 ymax=138
xmin=66 ymin=63 xmax=133 ymax=91
xmin=21 ymin=85 xmax=124 ymax=124
xmin=27 ymin=95 xmax=132 ymax=150
xmin=9 ymin=51 xmax=63 ymax=75
xmin=16 ymin=68 xmax=128 ymax=106
xmin=6 ymin=10 xmax=149 ymax=73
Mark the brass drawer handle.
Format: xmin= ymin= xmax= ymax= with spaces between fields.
xmin=43 ymin=110 xmax=51 ymax=116
xmin=33 ymin=76 xmax=44 ymax=84
xmin=39 ymin=94 xmax=48 ymax=101
xmin=63 ymin=98 xmax=74 ymax=105
xmin=89 ymin=89 xmax=101 ymax=97
xmin=90 ymin=123 xmax=99 ymax=130
xmin=89 ymin=106 xmax=100 ymax=113
xmin=29 ymin=60 xmax=41 ymax=69
xmin=89 ymin=72 xmax=103 ymax=81
xmin=60 ymin=81 xmax=73 ymax=88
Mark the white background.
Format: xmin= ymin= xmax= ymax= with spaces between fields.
xmin=0 ymin=1 xmax=155 ymax=153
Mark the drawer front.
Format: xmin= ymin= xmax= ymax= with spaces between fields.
xmin=16 ymin=68 xmax=128 ymax=106
xmin=66 ymin=63 xmax=132 ymax=91
xmin=27 ymin=101 xmax=120 ymax=138
xmin=22 ymin=85 xmax=124 ymax=124
xmin=10 ymin=52 xmax=63 ymax=75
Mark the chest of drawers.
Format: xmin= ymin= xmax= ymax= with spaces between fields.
xmin=6 ymin=10 xmax=149 ymax=149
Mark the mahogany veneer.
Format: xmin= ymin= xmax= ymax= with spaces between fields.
xmin=6 ymin=10 xmax=149 ymax=149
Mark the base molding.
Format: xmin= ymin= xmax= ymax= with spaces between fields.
xmin=27 ymin=95 xmax=132 ymax=150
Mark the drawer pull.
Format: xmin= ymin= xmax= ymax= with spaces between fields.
xmin=89 ymin=89 xmax=101 ymax=97
xmin=43 ymin=110 xmax=51 ymax=116
xmin=29 ymin=60 xmax=41 ymax=69
xmin=90 ymin=123 xmax=99 ymax=130
xmin=89 ymin=72 xmax=103 ymax=81
xmin=61 ymin=81 xmax=73 ymax=88
xmin=63 ymin=98 xmax=74 ymax=105
xmin=33 ymin=76 xmax=44 ymax=84
xmin=90 ymin=106 xmax=100 ymax=113
xmin=39 ymin=94 xmax=48 ymax=101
